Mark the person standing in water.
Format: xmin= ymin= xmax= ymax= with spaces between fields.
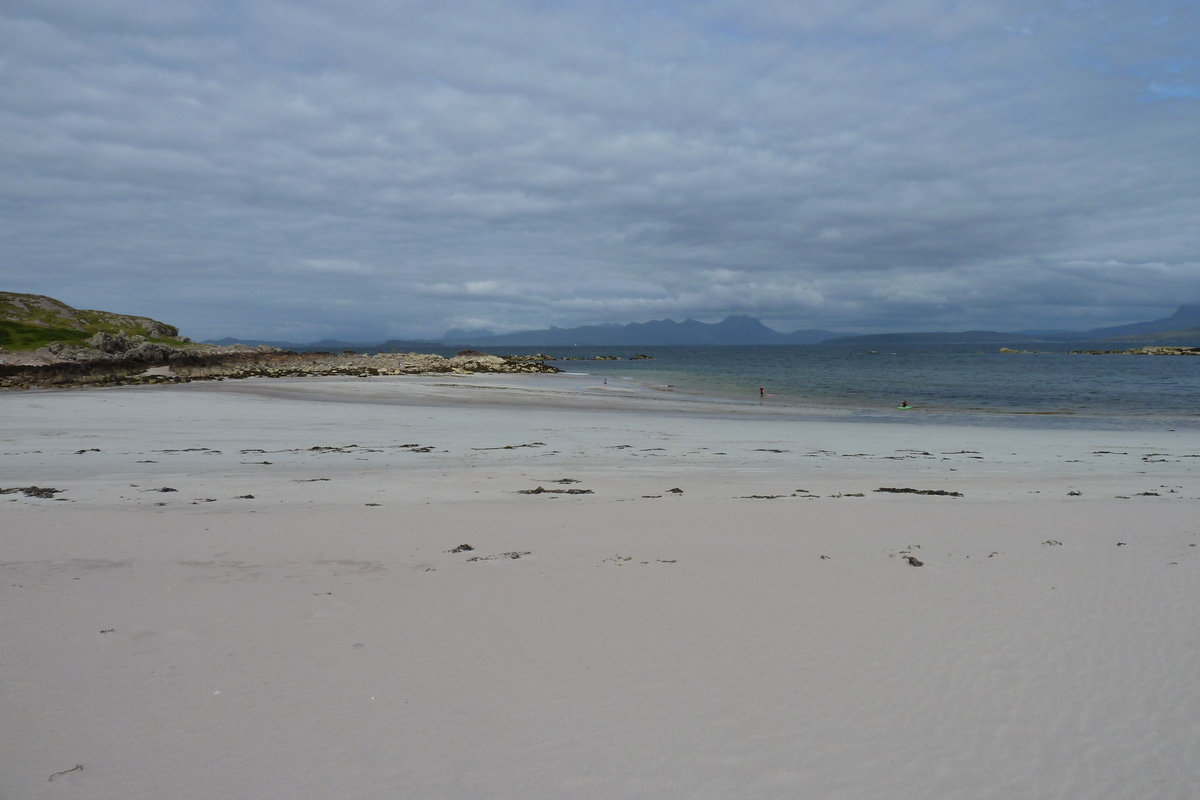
xmin=759 ymin=387 xmax=765 ymax=399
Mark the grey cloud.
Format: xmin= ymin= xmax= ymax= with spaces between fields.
xmin=1 ymin=0 xmax=1197 ymax=340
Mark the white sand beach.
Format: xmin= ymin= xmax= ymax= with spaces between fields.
xmin=4 ymin=374 xmax=1200 ymax=799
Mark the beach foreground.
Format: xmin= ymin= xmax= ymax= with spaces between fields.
xmin=3 ymin=375 xmax=1199 ymax=799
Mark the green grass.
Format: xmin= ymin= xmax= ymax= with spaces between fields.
xmin=0 ymin=321 xmax=187 ymax=352
xmin=0 ymin=321 xmax=95 ymax=351
xmin=1 ymin=292 xmax=183 ymax=349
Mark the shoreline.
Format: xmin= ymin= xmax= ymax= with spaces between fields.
xmin=0 ymin=346 xmax=562 ymax=391
xmin=5 ymin=374 xmax=1200 ymax=503
xmin=7 ymin=340 xmax=1200 ymax=423
xmin=5 ymin=376 xmax=1200 ymax=799
xmin=30 ymin=369 xmax=1199 ymax=433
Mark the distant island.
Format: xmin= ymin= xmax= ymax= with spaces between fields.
xmin=5 ymin=289 xmax=1200 ymax=356
xmin=442 ymin=315 xmax=844 ymax=346
xmin=200 ymin=306 xmax=1200 ymax=350
xmin=439 ymin=306 xmax=1200 ymax=348
xmin=441 ymin=304 xmax=1200 ymax=345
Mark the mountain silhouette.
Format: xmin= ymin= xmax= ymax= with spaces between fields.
xmin=443 ymin=315 xmax=844 ymax=346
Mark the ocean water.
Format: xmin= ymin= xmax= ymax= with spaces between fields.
xmin=404 ymin=342 xmax=1200 ymax=429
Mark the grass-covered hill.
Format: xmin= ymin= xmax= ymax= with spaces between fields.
xmin=0 ymin=292 xmax=185 ymax=351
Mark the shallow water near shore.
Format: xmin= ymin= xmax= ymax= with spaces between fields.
xmin=384 ymin=342 xmax=1200 ymax=429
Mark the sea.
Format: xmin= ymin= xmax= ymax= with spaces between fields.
xmin=367 ymin=342 xmax=1200 ymax=431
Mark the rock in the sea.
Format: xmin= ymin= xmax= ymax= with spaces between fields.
xmin=504 ymin=353 xmax=556 ymax=362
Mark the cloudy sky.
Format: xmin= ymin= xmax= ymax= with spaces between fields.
xmin=2 ymin=1 xmax=1198 ymax=341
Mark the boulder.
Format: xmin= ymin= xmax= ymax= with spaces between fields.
xmin=139 ymin=320 xmax=178 ymax=338
xmin=87 ymin=331 xmax=132 ymax=354
xmin=123 ymin=342 xmax=175 ymax=362
xmin=450 ymin=353 xmax=508 ymax=371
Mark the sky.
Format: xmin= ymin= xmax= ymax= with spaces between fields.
xmin=2 ymin=0 xmax=1198 ymax=341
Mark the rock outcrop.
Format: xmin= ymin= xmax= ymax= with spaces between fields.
xmin=0 ymin=345 xmax=560 ymax=390
xmin=504 ymin=353 xmax=556 ymax=362
xmin=1 ymin=291 xmax=183 ymax=344
xmin=0 ymin=293 xmax=562 ymax=389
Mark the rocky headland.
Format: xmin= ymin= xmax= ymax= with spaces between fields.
xmin=0 ymin=337 xmax=560 ymax=391
xmin=1 ymin=291 xmax=184 ymax=348
xmin=0 ymin=292 xmax=561 ymax=390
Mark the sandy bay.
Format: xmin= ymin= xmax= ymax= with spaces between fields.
xmin=3 ymin=373 xmax=1199 ymax=799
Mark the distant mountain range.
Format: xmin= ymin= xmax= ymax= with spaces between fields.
xmin=442 ymin=315 xmax=843 ymax=346
xmin=1117 ymin=326 xmax=1200 ymax=343
xmin=9 ymin=290 xmax=1194 ymax=355
xmin=822 ymin=305 xmax=1200 ymax=346
xmin=204 ymin=305 xmax=1200 ymax=350
xmin=204 ymin=337 xmax=441 ymax=351
xmin=441 ymin=306 xmax=1200 ymax=347
xmin=1067 ymin=304 xmax=1200 ymax=340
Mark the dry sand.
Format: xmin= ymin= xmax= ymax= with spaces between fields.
xmin=3 ymin=374 xmax=1199 ymax=799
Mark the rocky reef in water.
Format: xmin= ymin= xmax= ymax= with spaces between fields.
xmin=1068 ymin=346 xmax=1200 ymax=355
